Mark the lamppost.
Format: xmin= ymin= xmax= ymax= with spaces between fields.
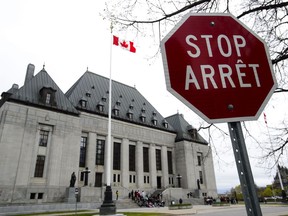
xmin=176 ymin=174 xmax=182 ymax=188
xmin=81 ymin=167 xmax=91 ymax=186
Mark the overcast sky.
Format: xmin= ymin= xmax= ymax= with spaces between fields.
xmin=1 ymin=0 xmax=287 ymax=193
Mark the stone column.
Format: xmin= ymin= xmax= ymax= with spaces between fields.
xmin=149 ymin=144 xmax=157 ymax=188
xmin=86 ymin=132 xmax=96 ymax=186
xmin=121 ymin=138 xmax=129 ymax=188
xmin=136 ymin=141 xmax=143 ymax=188
xmin=161 ymin=145 xmax=169 ymax=187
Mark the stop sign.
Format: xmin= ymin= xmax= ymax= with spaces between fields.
xmin=161 ymin=13 xmax=277 ymax=123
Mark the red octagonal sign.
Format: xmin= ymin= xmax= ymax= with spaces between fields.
xmin=161 ymin=13 xmax=277 ymax=123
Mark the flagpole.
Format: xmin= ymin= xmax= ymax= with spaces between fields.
xmin=106 ymin=22 xmax=113 ymax=187
xmin=99 ymin=22 xmax=116 ymax=215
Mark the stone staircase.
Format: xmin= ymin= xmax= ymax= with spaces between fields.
xmin=115 ymin=198 xmax=140 ymax=209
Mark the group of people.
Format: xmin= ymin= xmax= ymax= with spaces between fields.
xmin=128 ymin=190 xmax=165 ymax=207
xmin=186 ymin=192 xmax=193 ymax=198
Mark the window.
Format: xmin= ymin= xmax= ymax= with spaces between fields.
xmin=113 ymin=174 xmax=121 ymax=182
xmin=141 ymin=107 xmax=146 ymax=113
xmin=169 ymin=177 xmax=174 ymax=185
xmin=95 ymin=172 xmax=102 ymax=187
xmin=96 ymin=139 xmax=105 ymax=165
xmin=45 ymin=93 xmax=51 ymax=104
xmin=34 ymin=155 xmax=45 ymax=177
xmin=97 ymin=104 xmax=104 ymax=112
xmin=30 ymin=193 xmax=36 ymax=199
xmin=127 ymin=112 xmax=133 ymax=119
xmin=38 ymin=193 xmax=44 ymax=199
xmin=81 ymin=100 xmax=87 ymax=108
xmin=163 ymin=121 xmax=168 ymax=128
xmin=143 ymin=147 xmax=149 ymax=172
xmin=144 ymin=175 xmax=149 ymax=184
xmin=79 ymin=97 xmax=87 ymax=108
xmin=113 ymin=142 xmax=121 ymax=170
xmin=167 ymin=151 xmax=173 ymax=174
xmin=152 ymin=111 xmax=157 ymax=125
xmin=39 ymin=130 xmax=49 ymax=147
xmin=197 ymin=152 xmax=203 ymax=166
xmin=129 ymin=175 xmax=136 ymax=183
xmin=113 ymin=108 xmax=119 ymax=116
xmin=101 ymin=96 xmax=107 ymax=102
xmin=129 ymin=145 xmax=136 ymax=171
xmin=199 ymin=171 xmax=203 ymax=184
xmin=79 ymin=136 xmax=87 ymax=167
xmin=140 ymin=115 xmax=146 ymax=123
xmin=156 ymin=149 xmax=162 ymax=170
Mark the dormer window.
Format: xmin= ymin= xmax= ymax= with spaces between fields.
xmin=113 ymin=105 xmax=120 ymax=116
xmin=81 ymin=100 xmax=87 ymax=108
xmin=128 ymin=113 xmax=133 ymax=119
xmin=129 ymin=104 xmax=134 ymax=110
xmin=39 ymin=86 xmax=57 ymax=106
xmin=102 ymin=96 xmax=107 ymax=102
xmin=79 ymin=97 xmax=87 ymax=109
xmin=152 ymin=116 xmax=157 ymax=126
xmin=98 ymin=105 xmax=104 ymax=112
xmin=140 ymin=114 xmax=146 ymax=123
xmin=116 ymin=100 xmax=121 ymax=106
xmin=141 ymin=107 xmax=146 ymax=113
xmin=97 ymin=102 xmax=104 ymax=112
xmin=163 ymin=120 xmax=168 ymax=128
xmin=127 ymin=109 xmax=133 ymax=119
xmin=86 ymin=92 xmax=91 ymax=97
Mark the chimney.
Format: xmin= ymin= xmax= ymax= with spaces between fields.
xmin=25 ymin=63 xmax=35 ymax=84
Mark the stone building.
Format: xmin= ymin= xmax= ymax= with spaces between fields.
xmin=0 ymin=64 xmax=217 ymax=204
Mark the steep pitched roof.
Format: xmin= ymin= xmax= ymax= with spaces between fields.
xmin=65 ymin=71 xmax=175 ymax=132
xmin=165 ymin=113 xmax=208 ymax=144
xmin=8 ymin=69 xmax=79 ymax=115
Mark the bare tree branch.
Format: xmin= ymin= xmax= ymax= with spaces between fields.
xmin=237 ymin=1 xmax=288 ymax=19
xmin=114 ymin=0 xmax=211 ymax=25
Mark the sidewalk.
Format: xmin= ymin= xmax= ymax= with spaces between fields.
xmin=119 ymin=204 xmax=238 ymax=215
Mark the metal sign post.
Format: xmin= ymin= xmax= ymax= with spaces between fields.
xmin=228 ymin=122 xmax=262 ymax=216
xmin=75 ymin=188 xmax=78 ymax=215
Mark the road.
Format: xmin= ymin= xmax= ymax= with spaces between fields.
xmin=195 ymin=205 xmax=288 ymax=216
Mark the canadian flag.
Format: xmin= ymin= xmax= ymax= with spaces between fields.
xmin=113 ymin=35 xmax=136 ymax=53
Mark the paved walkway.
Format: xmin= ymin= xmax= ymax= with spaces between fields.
xmin=3 ymin=204 xmax=288 ymax=215
xmin=121 ymin=204 xmax=288 ymax=216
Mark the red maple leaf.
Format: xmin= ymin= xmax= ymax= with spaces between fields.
xmin=120 ymin=41 xmax=128 ymax=48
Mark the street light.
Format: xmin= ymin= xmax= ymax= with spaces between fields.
xmin=81 ymin=167 xmax=91 ymax=186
